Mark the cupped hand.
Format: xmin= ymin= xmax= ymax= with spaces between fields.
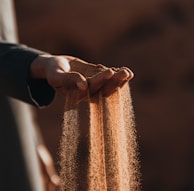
xmin=31 ymin=55 xmax=134 ymax=103
xmin=66 ymin=56 xmax=133 ymax=97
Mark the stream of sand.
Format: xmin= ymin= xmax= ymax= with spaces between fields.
xmin=60 ymin=84 xmax=140 ymax=191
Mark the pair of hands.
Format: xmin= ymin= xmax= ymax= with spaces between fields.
xmin=31 ymin=55 xmax=134 ymax=102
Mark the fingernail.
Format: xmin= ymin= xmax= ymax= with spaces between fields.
xmin=128 ymin=70 xmax=134 ymax=79
xmin=76 ymin=81 xmax=87 ymax=90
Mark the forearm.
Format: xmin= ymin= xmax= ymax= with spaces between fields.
xmin=0 ymin=42 xmax=55 ymax=107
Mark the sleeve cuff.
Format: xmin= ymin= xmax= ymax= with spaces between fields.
xmin=0 ymin=42 xmax=55 ymax=107
xmin=27 ymin=79 xmax=55 ymax=108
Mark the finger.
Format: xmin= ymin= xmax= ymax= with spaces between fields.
xmin=53 ymin=72 xmax=88 ymax=104
xmin=65 ymin=56 xmax=107 ymax=76
xmin=55 ymin=72 xmax=88 ymax=91
xmin=88 ymin=69 xmax=114 ymax=96
xmin=121 ymin=67 xmax=134 ymax=80
xmin=102 ymin=68 xmax=132 ymax=97
xmin=115 ymin=67 xmax=134 ymax=88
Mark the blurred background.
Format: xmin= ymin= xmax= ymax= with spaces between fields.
xmin=14 ymin=0 xmax=194 ymax=190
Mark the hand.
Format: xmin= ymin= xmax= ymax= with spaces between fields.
xmin=37 ymin=144 xmax=60 ymax=191
xmin=31 ymin=55 xmax=134 ymax=102
xmin=65 ymin=56 xmax=133 ymax=96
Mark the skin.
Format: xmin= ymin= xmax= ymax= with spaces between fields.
xmin=31 ymin=54 xmax=134 ymax=103
xmin=37 ymin=144 xmax=60 ymax=191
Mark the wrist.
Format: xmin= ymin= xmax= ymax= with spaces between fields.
xmin=30 ymin=54 xmax=51 ymax=79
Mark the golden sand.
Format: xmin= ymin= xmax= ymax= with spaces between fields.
xmin=60 ymin=84 xmax=140 ymax=191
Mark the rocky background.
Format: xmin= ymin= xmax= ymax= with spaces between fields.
xmin=14 ymin=0 xmax=194 ymax=190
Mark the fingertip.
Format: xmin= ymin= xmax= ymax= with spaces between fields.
xmin=106 ymin=68 xmax=115 ymax=78
xmin=50 ymin=174 xmax=61 ymax=186
xmin=123 ymin=68 xmax=134 ymax=80
xmin=127 ymin=69 xmax=134 ymax=80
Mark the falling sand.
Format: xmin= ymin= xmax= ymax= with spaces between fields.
xmin=59 ymin=83 xmax=141 ymax=191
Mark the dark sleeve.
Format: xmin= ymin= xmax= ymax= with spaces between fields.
xmin=0 ymin=42 xmax=55 ymax=107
